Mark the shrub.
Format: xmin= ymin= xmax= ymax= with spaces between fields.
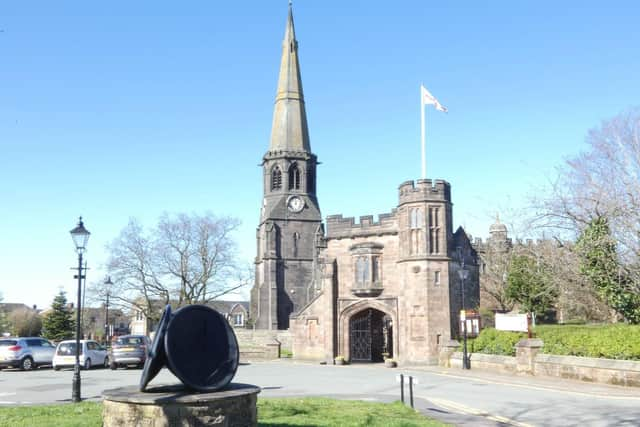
xmin=466 ymin=328 xmax=525 ymax=356
xmin=466 ymin=324 xmax=640 ymax=360
xmin=536 ymin=324 xmax=640 ymax=360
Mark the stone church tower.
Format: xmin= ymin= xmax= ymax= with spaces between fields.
xmin=251 ymin=6 xmax=322 ymax=330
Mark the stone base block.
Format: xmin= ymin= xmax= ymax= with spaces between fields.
xmin=103 ymin=383 xmax=260 ymax=427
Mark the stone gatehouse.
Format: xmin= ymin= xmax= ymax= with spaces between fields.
xmin=250 ymin=5 xmax=479 ymax=365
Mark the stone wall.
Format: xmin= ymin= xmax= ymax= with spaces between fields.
xmin=440 ymin=339 xmax=640 ymax=387
xmin=233 ymin=329 xmax=291 ymax=361
xmin=235 ymin=329 xmax=292 ymax=351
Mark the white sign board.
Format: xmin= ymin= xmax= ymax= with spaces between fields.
xmin=495 ymin=313 xmax=528 ymax=332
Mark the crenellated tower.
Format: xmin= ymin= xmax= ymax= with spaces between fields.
xmin=251 ymin=5 xmax=322 ymax=330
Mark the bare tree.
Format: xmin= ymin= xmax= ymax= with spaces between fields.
xmin=477 ymin=210 xmax=610 ymax=322
xmin=534 ymin=108 xmax=640 ymax=292
xmin=479 ymin=245 xmax=514 ymax=312
xmin=96 ymin=213 xmax=252 ymax=327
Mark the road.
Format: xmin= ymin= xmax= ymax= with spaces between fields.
xmin=1 ymin=360 xmax=639 ymax=426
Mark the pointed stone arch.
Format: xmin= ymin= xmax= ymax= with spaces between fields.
xmin=338 ymin=299 xmax=398 ymax=362
xmin=288 ymin=162 xmax=301 ymax=190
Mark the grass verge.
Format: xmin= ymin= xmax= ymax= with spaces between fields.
xmin=0 ymin=398 xmax=449 ymax=427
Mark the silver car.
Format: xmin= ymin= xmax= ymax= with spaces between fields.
xmin=53 ymin=340 xmax=109 ymax=370
xmin=0 ymin=337 xmax=56 ymax=371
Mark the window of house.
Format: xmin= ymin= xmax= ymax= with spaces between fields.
xmin=233 ymin=313 xmax=244 ymax=326
xmin=288 ymin=163 xmax=300 ymax=190
xmin=271 ymin=166 xmax=282 ymax=190
xmin=434 ymin=270 xmax=441 ymax=286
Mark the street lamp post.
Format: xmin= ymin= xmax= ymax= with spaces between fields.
xmin=70 ymin=217 xmax=90 ymax=403
xmin=104 ymin=276 xmax=113 ymax=345
xmin=457 ymin=247 xmax=470 ymax=370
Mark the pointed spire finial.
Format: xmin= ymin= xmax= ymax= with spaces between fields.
xmin=268 ymin=4 xmax=311 ymax=153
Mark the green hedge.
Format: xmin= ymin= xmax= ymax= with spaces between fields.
xmin=467 ymin=328 xmax=524 ymax=356
xmin=536 ymin=324 xmax=640 ymax=360
xmin=466 ymin=324 xmax=640 ymax=360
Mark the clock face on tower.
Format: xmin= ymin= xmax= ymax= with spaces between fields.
xmin=287 ymin=196 xmax=305 ymax=213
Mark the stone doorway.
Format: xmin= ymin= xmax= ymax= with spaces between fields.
xmin=349 ymin=308 xmax=393 ymax=362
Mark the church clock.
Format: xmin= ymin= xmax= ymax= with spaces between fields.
xmin=287 ymin=195 xmax=305 ymax=213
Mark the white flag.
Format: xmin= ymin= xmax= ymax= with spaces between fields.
xmin=421 ymin=85 xmax=447 ymax=113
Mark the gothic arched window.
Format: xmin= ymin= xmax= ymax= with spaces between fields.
xmin=289 ymin=163 xmax=300 ymax=190
xmin=271 ymin=166 xmax=282 ymax=191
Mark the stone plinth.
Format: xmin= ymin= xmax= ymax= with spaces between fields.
xmin=103 ymin=383 xmax=260 ymax=427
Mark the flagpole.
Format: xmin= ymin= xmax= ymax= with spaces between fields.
xmin=420 ymin=86 xmax=426 ymax=180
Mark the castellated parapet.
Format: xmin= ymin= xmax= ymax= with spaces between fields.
xmin=325 ymin=210 xmax=398 ymax=239
xmin=398 ymin=179 xmax=451 ymax=205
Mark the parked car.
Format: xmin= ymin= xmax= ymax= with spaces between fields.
xmin=109 ymin=335 xmax=150 ymax=369
xmin=53 ymin=340 xmax=109 ymax=370
xmin=0 ymin=337 xmax=56 ymax=371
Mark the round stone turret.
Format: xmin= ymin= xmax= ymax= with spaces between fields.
xmin=489 ymin=215 xmax=508 ymax=243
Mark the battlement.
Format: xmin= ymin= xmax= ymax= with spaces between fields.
xmin=472 ymin=236 xmax=551 ymax=252
xmin=398 ymin=179 xmax=451 ymax=205
xmin=325 ymin=210 xmax=397 ymax=239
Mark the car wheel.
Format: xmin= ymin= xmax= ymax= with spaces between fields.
xmin=110 ymin=362 xmax=117 ymax=370
xmin=84 ymin=358 xmax=92 ymax=370
xmin=54 ymin=365 xmax=60 ymax=371
xmin=103 ymin=357 xmax=110 ymax=369
xmin=20 ymin=357 xmax=34 ymax=371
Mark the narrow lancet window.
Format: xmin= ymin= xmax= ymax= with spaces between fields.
xmin=289 ymin=163 xmax=300 ymax=190
xmin=271 ymin=166 xmax=282 ymax=190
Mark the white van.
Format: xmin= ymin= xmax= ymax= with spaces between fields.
xmin=53 ymin=340 xmax=109 ymax=370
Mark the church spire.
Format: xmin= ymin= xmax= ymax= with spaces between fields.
xmin=268 ymin=4 xmax=311 ymax=153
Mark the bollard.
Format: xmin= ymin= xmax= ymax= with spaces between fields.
xmin=400 ymin=374 xmax=404 ymax=403
xmin=409 ymin=375 xmax=414 ymax=409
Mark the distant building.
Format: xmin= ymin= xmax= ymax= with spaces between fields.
xmin=130 ymin=301 xmax=250 ymax=336
xmin=250 ymin=6 xmax=480 ymax=365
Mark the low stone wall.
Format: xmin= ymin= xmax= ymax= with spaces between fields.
xmin=450 ymin=352 xmax=516 ymax=374
xmin=235 ymin=329 xmax=292 ymax=352
xmin=440 ymin=339 xmax=640 ymax=387
xmin=234 ymin=329 xmax=288 ymax=361
xmin=535 ymin=354 xmax=640 ymax=387
xmin=239 ymin=342 xmax=281 ymax=362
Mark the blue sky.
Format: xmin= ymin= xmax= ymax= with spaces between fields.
xmin=1 ymin=1 xmax=639 ymax=309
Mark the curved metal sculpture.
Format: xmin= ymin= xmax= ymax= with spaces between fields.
xmin=140 ymin=305 xmax=239 ymax=392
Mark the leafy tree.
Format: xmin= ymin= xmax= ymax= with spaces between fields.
xmin=8 ymin=308 xmax=42 ymax=337
xmin=505 ymin=254 xmax=557 ymax=318
xmin=42 ymin=291 xmax=75 ymax=342
xmin=575 ymin=216 xmax=640 ymax=323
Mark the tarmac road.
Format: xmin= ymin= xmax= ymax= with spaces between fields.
xmin=1 ymin=360 xmax=639 ymax=426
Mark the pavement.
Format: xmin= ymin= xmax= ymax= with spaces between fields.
xmin=2 ymin=359 xmax=639 ymax=426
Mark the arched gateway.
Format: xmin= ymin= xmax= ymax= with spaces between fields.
xmin=349 ymin=308 xmax=393 ymax=362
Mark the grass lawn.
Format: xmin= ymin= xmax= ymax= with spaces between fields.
xmin=0 ymin=397 xmax=449 ymax=427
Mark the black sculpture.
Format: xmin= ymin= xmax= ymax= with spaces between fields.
xmin=140 ymin=304 xmax=239 ymax=392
